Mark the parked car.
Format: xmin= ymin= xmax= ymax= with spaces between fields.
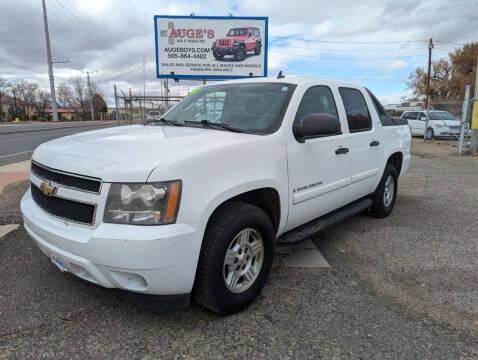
xmin=212 ymin=27 xmax=261 ymax=61
xmin=401 ymin=110 xmax=463 ymax=139
xmin=22 ymin=78 xmax=411 ymax=314
xmin=146 ymin=111 xmax=161 ymax=122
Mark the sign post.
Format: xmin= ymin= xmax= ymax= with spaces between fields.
xmin=154 ymin=15 xmax=268 ymax=80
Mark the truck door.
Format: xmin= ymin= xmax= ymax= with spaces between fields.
xmin=285 ymin=85 xmax=350 ymax=231
xmin=338 ymin=87 xmax=381 ymax=203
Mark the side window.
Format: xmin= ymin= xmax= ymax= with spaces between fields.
xmin=339 ymin=87 xmax=372 ymax=132
xmin=366 ymin=88 xmax=394 ymax=126
xmin=418 ymin=112 xmax=426 ymax=120
xmin=294 ymin=86 xmax=339 ymax=126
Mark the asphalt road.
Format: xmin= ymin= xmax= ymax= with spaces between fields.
xmin=0 ymin=121 xmax=116 ymax=134
xmin=0 ymin=124 xmax=117 ymax=166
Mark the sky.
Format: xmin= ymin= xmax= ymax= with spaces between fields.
xmin=0 ymin=0 xmax=477 ymax=106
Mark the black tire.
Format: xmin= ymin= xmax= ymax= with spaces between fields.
xmin=254 ymin=42 xmax=261 ymax=55
xmin=193 ymin=202 xmax=275 ymax=314
xmin=234 ymin=46 xmax=246 ymax=61
xmin=213 ymin=52 xmax=224 ymax=60
xmin=371 ymin=163 xmax=398 ymax=218
xmin=426 ymin=127 xmax=434 ymax=140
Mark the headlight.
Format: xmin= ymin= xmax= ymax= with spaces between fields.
xmin=104 ymin=180 xmax=181 ymax=225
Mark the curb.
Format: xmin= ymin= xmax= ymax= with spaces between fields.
xmin=0 ymin=122 xmax=116 ymax=135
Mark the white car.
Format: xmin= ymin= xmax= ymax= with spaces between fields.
xmin=146 ymin=111 xmax=161 ymax=122
xmin=22 ymin=77 xmax=411 ymax=314
xmin=401 ymin=110 xmax=462 ymax=139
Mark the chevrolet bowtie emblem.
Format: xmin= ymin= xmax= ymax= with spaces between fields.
xmin=40 ymin=182 xmax=57 ymax=196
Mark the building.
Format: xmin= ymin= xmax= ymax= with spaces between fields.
xmin=44 ymin=108 xmax=81 ymax=121
xmin=384 ymin=101 xmax=424 ymax=117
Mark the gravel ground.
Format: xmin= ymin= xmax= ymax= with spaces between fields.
xmin=0 ymin=138 xmax=477 ymax=359
xmin=0 ymin=180 xmax=28 ymax=225
xmin=313 ymin=138 xmax=478 ymax=337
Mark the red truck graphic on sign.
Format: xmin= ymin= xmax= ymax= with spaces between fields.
xmin=212 ymin=27 xmax=261 ymax=61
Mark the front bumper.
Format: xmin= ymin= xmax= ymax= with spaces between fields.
xmin=212 ymin=45 xmax=240 ymax=55
xmin=21 ymin=189 xmax=201 ymax=296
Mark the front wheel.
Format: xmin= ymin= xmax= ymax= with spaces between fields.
xmin=193 ymin=202 xmax=274 ymax=314
xmin=426 ymin=127 xmax=434 ymax=140
xmin=234 ymin=47 xmax=247 ymax=61
xmin=371 ymin=163 xmax=398 ymax=218
xmin=213 ymin=52 xmax=224 ymax=60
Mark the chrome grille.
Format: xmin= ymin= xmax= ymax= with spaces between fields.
xmin=31 ymin=184 xmax=96 ymax=225
xmin=31 ymin=161 xmax=101 ymax=193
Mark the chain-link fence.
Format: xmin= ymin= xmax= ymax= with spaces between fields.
xmin=429 ymin=88 xmax=477 ymax=154
xmin=110 ymin=94 xmax=184 ymax=126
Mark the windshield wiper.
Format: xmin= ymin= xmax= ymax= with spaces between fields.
xmin=184 ymin=119 xmax=247 ymax=133
xmin=153 ymin=118 xmax=182 ymax=126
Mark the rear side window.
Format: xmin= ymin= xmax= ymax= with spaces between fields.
xmin=339 ymin=87 xmax=371 ymax=132
xmin=366 ymin=88 xmax=394 ymax=126
xmin=294 ymin=86 xmax=339 ymax=125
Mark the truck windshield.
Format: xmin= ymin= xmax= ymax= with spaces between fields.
xmin=160 ymin=83 xmax=296 ymax=135
xmin=227 ymin=28 xmax=247 ymax=36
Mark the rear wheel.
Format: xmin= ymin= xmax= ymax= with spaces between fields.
xmin=234 ymin=46 xmax=246 ymax=61
xmin=371 ymin=163 xmax=398 ymax=218
xmin=193 ymin=202 xmax=274 ymax=314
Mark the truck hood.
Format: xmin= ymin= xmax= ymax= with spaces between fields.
xmin=33 ymin=125 xmax=255 ymax=182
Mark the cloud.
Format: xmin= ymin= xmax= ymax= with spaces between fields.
xmin=0 ymin=0 xmax=476 ymax=105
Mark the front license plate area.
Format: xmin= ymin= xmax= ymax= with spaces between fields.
xmin=51 ymin=255 xmax=67 ymax=272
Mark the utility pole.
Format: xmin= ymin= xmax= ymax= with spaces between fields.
xmin=424 ymin=38 xmax=434 ymax=141
xmin=114 ymin=84 xmax=120 ymax=126
xmin=82 ymin=70 xmax=97 ymax=121
xmin=143 ymin=54 xmax=146 ymax=124
xmin=129 ymin=88 xmax=133 ymax=123
xmin=458 ymin=85 xmax=470 ymax=156
xmin=12 ymin=87 xmax=17 ymax=119
xmin=470 ymin=57 xmax=478 ymax=153
xmin=42 ymin=0 xmax=59 ymax=122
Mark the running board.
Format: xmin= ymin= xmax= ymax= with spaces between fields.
xmin=277 ymin=197 xmax=373 ymax=245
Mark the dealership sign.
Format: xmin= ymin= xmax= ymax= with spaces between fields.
xmin=154 ymin=15 xmax=268 ymax=79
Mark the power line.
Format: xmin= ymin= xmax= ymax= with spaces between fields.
xmin=0 ymin=31 xmax=45 ymax=56
xmin=271 ymin=36 xmax=428 ymax=44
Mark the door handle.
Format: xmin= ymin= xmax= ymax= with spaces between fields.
xmin=370 ymin=140 xmax=380 ymax=147
xmin=335 ymin=147 xmax=349 ymax=155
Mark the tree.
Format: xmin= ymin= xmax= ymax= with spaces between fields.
xmin=92 ymin=93 xmax=107 ymax=115
xmin=69 ymin=76 xmax=88 ymax=120
xmin=32 ymin=88 xmax=50 ymax=118
xmin=11 ymin=80 xmax=38 ymax=120
xmin=0 ymin=78 xmax=9 ymax=121
xmin=407 ymin=42 xmax=478 ymax=102
xmin=57 ymin=83 xmax=74 ymax=108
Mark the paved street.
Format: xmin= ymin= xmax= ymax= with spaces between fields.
xmin=0 ymin=138 xmax=477 ymax=359
xmin=0 ymin=121 xmax=116 ymax=134
xmin=0 ymin=123 xmax=117 ymax=166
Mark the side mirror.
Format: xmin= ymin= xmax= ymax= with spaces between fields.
xmin=293 ymin=114 xmax=341 ymax=143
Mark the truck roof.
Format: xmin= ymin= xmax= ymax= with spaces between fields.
xmin=208 ymin=76 xmax=363 ymax=89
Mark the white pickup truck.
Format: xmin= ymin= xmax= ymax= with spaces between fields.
xmin=22 ymin=77 xmax=411 ymax=314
